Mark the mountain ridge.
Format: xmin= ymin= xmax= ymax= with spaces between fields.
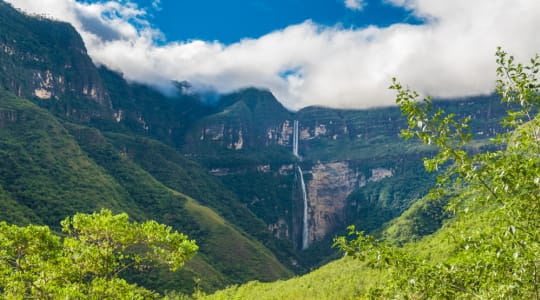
xmin=0 ymin=0 xmax=516 ymax=295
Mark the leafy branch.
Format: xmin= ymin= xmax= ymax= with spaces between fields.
xmin=335 ymin=48 xmax=540 ymax=299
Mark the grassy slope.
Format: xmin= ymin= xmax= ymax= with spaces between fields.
xmin=0 ymin=91 xmax=140 ymax=227
xmin=184 ymin=197 xmax=291 ymax=282
xmin=200 ymin=198 xmax=460 ymax=299
xmin=379 ymin=196 xmax=449 ymax=245
xmin=0 ymin=91 xmax=291 ymax=294
xmin=104 ymin=133 xmax=301 ymax=273
xmin=67 ymin=124 xmax=292 ymax=292
xmin=203 ymin=258 xmax=387 ymax=300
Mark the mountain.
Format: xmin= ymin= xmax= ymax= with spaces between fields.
xmin=185 ymin=90 xmax=506 ymax=258
xmin=0 ymin=1 xmax=292 ymax=294
xmin=0 ymin=0 xmax=513 ymax=295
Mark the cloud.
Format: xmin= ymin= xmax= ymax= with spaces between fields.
xmin=344 ymin=0 xmax=366 ymax=11
xmin=5 ymin=0 xmax=540 ymax=110
xmin=151 ymin=0 xmax=161 ymax=11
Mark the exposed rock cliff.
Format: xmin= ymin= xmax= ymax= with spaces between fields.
xmin=304 ymin=161 xmax=359 ymax=243
xmin=0 ymin=2 xmax=112 ymax=121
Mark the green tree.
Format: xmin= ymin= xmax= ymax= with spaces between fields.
xmin=335 ymin=48 xmax=540 ymax=299
xmin=0 ymin=209 xmax=198 ymax=299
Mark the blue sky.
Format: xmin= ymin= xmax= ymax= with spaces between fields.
xmin=139 ymin=0 xmax=419 ymax=44
xmin=6 ymin=0 xmax=540 ymax=109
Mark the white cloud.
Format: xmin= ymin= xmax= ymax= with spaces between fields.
xmin=5 ymin=0 xmax=540 ymax=110
xmin=151 ymin=0 xmax=161 ymax=11
xmin=345 ymin=0 xmax=366 ymax=11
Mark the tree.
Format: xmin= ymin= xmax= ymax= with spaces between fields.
xmin=335 ymin=48 xmax=540 ymax=299
xmin=0 ymin=209 xmax=198 ymax=299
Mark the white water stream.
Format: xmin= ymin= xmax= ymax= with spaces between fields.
xmin=293 ymin=120 xmax=299 ymax=158
xmin=298 ymin=166 xmax=309 ymax=250
xmin=293 ymin=120 xmax=309 ymax=249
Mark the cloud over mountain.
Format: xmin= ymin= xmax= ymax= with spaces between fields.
xmin=6 ymin=0 xmax=540 ymax=110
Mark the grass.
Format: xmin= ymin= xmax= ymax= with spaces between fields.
xmin=184 ymin=197 xmax=292 ymax=283
xmin=201 ymin=257 xmax=387 ymax=300
xmin=0 ymin=92 xmax=133 ymax=226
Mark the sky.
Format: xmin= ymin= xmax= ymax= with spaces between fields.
xmin=144 ymin=0 xmax=420 ymax=44
xmin=5 ymin=0 xmax=540 ymax=110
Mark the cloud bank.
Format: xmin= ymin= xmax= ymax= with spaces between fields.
xmin=6 ymin=0 xmax=540 ymax=110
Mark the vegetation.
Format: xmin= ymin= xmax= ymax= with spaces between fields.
xmin=0 ymin=92 xmax=138 ymax=226
xmin=202 ymin=258 xmax=379 ymax=300
xmin=0 ymin=209 xmax=197 ymax=298
xmin=0 ymin=2 xmax=308 ymax=296
xmin=103 ymin=133 xmax=300 ymax=272
xmin=202 ymin=49 xmax=539 ymax=299
xmin=3 ymin=1 xmax=537 ymax=297
xmin=67 ymin=124 xmax=292 ymax=293
xmin=335 ymin=48 xmax=540 ymax=298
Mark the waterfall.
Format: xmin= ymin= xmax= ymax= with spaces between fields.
xmin=293 ymin=120 xmax=308 ymax=249
xmin=297 ymin=166 xmax=309 ymax=250
xmin=293 ymin=120 xmax=299 ymax=158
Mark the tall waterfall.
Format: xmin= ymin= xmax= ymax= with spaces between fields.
xmin=293 ymin=120 xmax=299 ymax=158
xmin=298 ymin=166 xmax=309 ymax=250
xmin=293 ymin=120 xmax=309 ymax=249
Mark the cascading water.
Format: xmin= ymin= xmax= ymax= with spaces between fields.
xmin=298 ymin=166 xmax=309 ymax=250
xmin=293 ymin=120 xmax=299 ymax=158
xmin=293 ymin=120 xmax=309 ymax=249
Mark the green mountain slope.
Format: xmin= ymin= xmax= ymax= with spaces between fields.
xmin=183 ymin=88 xmax=508 ymax=260
xmin=0 ymin=90 xmax=291 ymax=293
xmin=67 ymin=124 xmax=293 ymax=290
xmin=203 ymin=257 xmax=377 ymax=300
xmin=200 ymin=190 xmax=517 ymax=299
xmin=0 ymin=1 xmax=294 ymax=293
xmin=104 ymin=133 xmax=301 ymax=271
xmin=0 ymin=1 xmax=525 ymax=297
xmin=200 ymin=186 xmax=453 ymax=299
xmin=0 ymin=1 xmax=111 ymax=120
xmin=0 ymin=91 xmax=139 ymax=226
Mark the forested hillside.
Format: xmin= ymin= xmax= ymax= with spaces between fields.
xmin=202 ymin=49 xmax=540 ymax=299
xmin=1 ymin=0 xmax=536 ymax=298
xmin=0 ymin=1 xmax=292 ymax=293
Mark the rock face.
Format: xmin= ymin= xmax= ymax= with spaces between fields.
xmin=0 ymin=2 xmax=112 ymax=121
xmin=369 ymin=168 xmax=394 ymax=182
xmin=269 ymin=218 xmax=290 ymax=240
xmin=305 ymin=161 xmax=359 ymax=243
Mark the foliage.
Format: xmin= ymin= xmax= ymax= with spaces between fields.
xmin=2 ymin=1 xmax=533 ymax=296
xmin=200 ymin=257 xmax=380 ymax=300
xmin=0 ymin=209 xmax=197 ymax=299
xmin=346 ymin=161 xmax=436 ymax=233
xmin=104 ymin=133 xmax=300 ymax=273
xmin=380 ymin=194 xmax=449 ymax=245
xmin=69 ymin=126 xmax=292 ymax=291
xmin=335 ymin=48 xmax=540 ymax=298
xmin=0 ymin=92 xmax=135 ymax=227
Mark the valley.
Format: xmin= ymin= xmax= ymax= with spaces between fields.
xmin=0 ymin=1 xmax=537 ymax=298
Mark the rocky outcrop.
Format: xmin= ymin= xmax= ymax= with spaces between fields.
xmin=269 ymin=218 xmax=290 ymax=239
xmin=234 ymin=128 xmax=244 ymax=150
xmin=297 ymin=162 xmax=395 ymax=246
xmin=199 ymin=124 xmax=245 ymax=150
xmin=305 ymin=161 xmax=359 ymax=243
xmin=369 ymin=168 xmax=393 ymax=182
xmin=267 ymin=120 xmax=293 ymax=146
xmin=0 ymin=4 xmax=113 ymax=121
